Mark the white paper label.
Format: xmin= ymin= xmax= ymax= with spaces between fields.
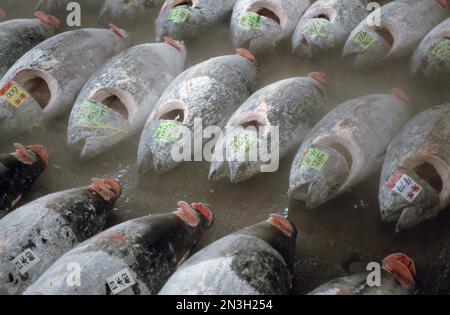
xmin=392 ymin=174 xmax=423 ymax=203
xmin=106 ymin=268 xmax=136 ymax=295
xmin=12 ymin=249 xmax=40 ymax=275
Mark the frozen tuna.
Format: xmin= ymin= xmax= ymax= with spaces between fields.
xmin=156 ymin=0 xmax=238 ymax=41
xmin=0 ymin=178 xmax=121 ymax=295
xmin=379 ymin=104 xmax=450 ymax=232
xmin=231 ymin=0 xmax=311 ymax=54
xmin=0 ymin=143 xmax=48 ymax=217
xmin=292 ymin=0 xmax=369 ymax=58
xmin=309 ymin=253 xmax=416 ymax=295
xmin=99 ymin=0 xmax=165 ymax=23
xmin=0 ymin=12 xmax=59 ymax=78
xmin=289 ymin=89 xmax=412 ymax=209
xmin=0 ymin=25 xmax=131 ymax=137
xmin=137 ymin=49 xmax=257 ymax=174
xmin=24 ymin=201 xmax=213 ymax=295
xmin=411 ymin=18 xmax=450 ymax=82
xmin=209 ymin=72 xmax=328 ymax=183
xmin=159 ymin=214 xmax=296 ymax=295
xmin=342 ymin=0 xmax=448 ymax=69
xmin=67 ymin=37 xmax=187 ymax=160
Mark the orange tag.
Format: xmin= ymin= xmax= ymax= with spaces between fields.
xmin=0 ymin=81 xmax=29 ymax=108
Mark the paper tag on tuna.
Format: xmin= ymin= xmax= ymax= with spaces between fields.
xmin=352 ymin=30 xmax=376 ymax=50
xmin=168 ymin=7 xmax=190 ymax=23
xmin=12 ymin=249 xmax=40 ymax=275
xmin=75 ymin=101 xmax=108 ymax=125
xmin=227 ymin=133 xmax=259 ymax=157
xmin=106 ymin=268 xmax=136 ymax=295
xmin=391 ymin=173 xmax=423 ymax=203
xmin=0 ymin=81 xmax=30 ymax=108
xmin=307 ymin=19 xmax=330 ymax=38
xmin=239 ymin=12 xmax=262 ymax=30
xmin=300 ymin=147 xmax=330 ymax=171
xmin=153 ymin=120 xmax=183 ymax=143
xmin=429 ymin=41 xmax=450 ymax=60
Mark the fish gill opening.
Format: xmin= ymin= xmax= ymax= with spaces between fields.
xmin=314 ymin=14 xmax=330 ymax=21
xmin=413 ymin=162 xmax=443 ymax=193
xmin=174 ymin=0 xmax=193 ymax=7
xmin=230 ymin=112 xmax=269 ymax=134
xmin=91 ymin=89 xmax=130 ymax=120
xmin=14 ymin=70 xmax=52 ymax=110
xmin=160 ymin=109 xmax=185 ymax=122
xmin=248 ymin=3 xmax=283 ymax=26
xmin=326 ymin=141 xmax=353 ymax=171
xmin=375 ymin=26 xmax=394 ymax=48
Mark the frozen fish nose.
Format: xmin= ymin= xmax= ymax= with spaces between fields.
xmin=289 ymin=145 xmax=351 ymax=208
xmin=382 ymin=253 xmax=416 ymax=289
xmin=89 ymin=178 xmax=122 ymax=201
xmin=267 ymin=214 xmax=295 ymax=237
xmin=191 ymin=202 xmax=214 ymax=227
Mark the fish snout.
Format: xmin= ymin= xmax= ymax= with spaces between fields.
xmin=382 ymin=253 xmax=416 ymax=289
xmin=289 ymin=144 xmax=351 ymax=208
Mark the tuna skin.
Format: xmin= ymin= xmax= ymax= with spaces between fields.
xmin=0 ymin=145 xmax=47 ymax=217
xmin=159 ymin=216 xmax=296 ymax=295
xmin=292 ymin=0 xmax=369 ymax=58
xmin=0 ymin=16 xmax=58 ymax=78
xmin=411 ymin=18 xmax=450 ymax=82
xmin=137 ymin=52 xmax=257 ymax=174
xmin=0 ymin=27 xmax=132 ymax=138
xmin=289 ymin=92 xmax=412 ymax=209
xmin=24 ymin=203 xmax=213 ymax=295
xmin=156 ymin=0 xmax=238 ymax=41
xmin=308 ymin=271 xmax=413 ymax=295
xmin=0 ymin=180 xmax=120 ymax=295
xmin=342 ymin=0 xmax=449 ymax=69
xmin=209 ymin=75 xmax=327 ymax=183
xmin=67 ymin=40 xmax=187 ymax=160
xmin=231 ymin=0 xmax=311 ymax=54
xmin=379 ymin=104 xmax=450 ymax=232
xmin=99 ymin=0 xmax=165 ymax=23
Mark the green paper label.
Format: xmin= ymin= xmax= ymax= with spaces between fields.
xmin=307 ymin=19 xmax=330 ymax=38
xmin=352 ymin=30 xmax=376 ymax=50
xmin=239 ymin=12 xmax=262 ymax=30
xmin=300 ymin=147 xmax=330 ymax=171
xmin=168 ymin=7 xmax=190 ymax=23
xmin=153 ymin=120 xmax=183 ymax=143
xmin=429 ymin=40 xmax=450 ymax=60
xmin=228 ymin=133 xmax=258 ymax=156
xmin=75 ymin=101 xmax=108 ymax=125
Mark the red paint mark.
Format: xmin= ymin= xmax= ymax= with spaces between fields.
xmin=386 ymin=171 xmax=403 ymax=190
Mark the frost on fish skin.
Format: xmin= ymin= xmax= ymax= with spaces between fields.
xmin=156 ymin=0 xmax=237 ymax=41
xmin=0 ymin=17 xmax=57 ymax=78
xmin=0 ymin=146 xmax=47 ymax=217
xmin=209 ymin=76 xmax=327 ymax=183
xmin=411 ymin=18 xmax=450 ymax=82
xmin=98 ymin=0 xmax=165 ymax=24
xmin=0 ymin=185 xmax=119 ymax=295
xmin=137 ymin=54 xmax=256 ymax=174
xmin=343 ymin=0 xmax=448 ymax=69
xmin=67 ymin=41 xmax=187 ymax=160
xmin=159 ymin=219 xmax=296 ymax=295
xmin=231 ymin=0 xmax=310 ymax=54
xmin=379 ymin=104 xmax=450 ymax=232
xmin=24 ymin=209 xmax=211 ymax=295
xmin=289 ymin=93 xmax=412 ymax=208
xmin=308 ymin=270 xmax=414 ymax=295
xmin=292 ymin=0 xmax=369 ymax=58
xmin=0 ymin=28 xmax=131 ymax=138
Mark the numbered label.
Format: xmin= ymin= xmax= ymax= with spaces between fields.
xmin=307 ymin=19 xmax=330 ymax=38
xmin=106 ymin=268 xmax=136 ymax=295
xmin=0 ymin=81 xmax=29 ymax=108
xmin=300 ymin=147 xmax=330 ymax=171
xmin=153 ymin=120 xmax=183 ymax=143
xmin=352 ymin=30 xmax=376 ymax=50
xmin=239 ymin=12 xmax=262 ymax=30
xmin=12 ymin=249 xmax=40 ymax=275
xmin=75 ymin=101 xmax=108 ymax=125
xmin=168 ymin=7 xmax=190 ymax=23
xmin=429 ymin=40 xmax=450 ymax=60
xmin=390 ymin=173 xmax=423 ymax=203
